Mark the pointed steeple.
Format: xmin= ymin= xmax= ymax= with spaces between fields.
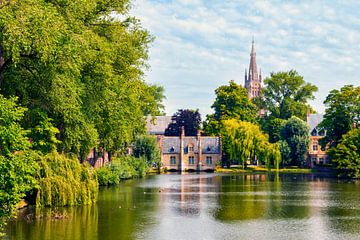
xmin=248 ymin=38 xmax=258 ymax=83
xmin=244 ymin=38 xmax=262 ymax=99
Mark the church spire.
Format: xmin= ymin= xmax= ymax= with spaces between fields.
xmin=244 ymin=38 xmax=261 ymax=99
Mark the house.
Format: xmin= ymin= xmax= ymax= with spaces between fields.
xmin=306 ymin=113 xmax=329 ymax=167
xmin=156 ymin=127 xmax=221 ymax=171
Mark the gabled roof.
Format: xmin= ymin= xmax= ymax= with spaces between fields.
xmin=161 ymin=136 xmax=221 ymax=154
xmin=146 ymin=116 xmax=172 ymax=135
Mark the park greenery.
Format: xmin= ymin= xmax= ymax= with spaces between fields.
xmin=320 ymin=85 xmax=360 ymax=178
xmin=204 ymin=74 xmax=314 ymax=168
xmin=0 ymin=0 xmax=164 ymax=234
xmin=0 ymin=0 xmax=360 ymax=236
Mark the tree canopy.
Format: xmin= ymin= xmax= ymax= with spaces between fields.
xmin=203 ymin=80 xmax=257 ymax=135
xmin=165 ymin=109 xmax=201 ymax=136
xmin=329 ymin=128 xmax=360 ymax=178
xmin=222 ymin=119 xmax=280 ymax=169
xmin=319 ymin=85 xmax=360 ymax=149
xmin=280 ymin=116 xmax=310 ymax=166
xmin=0 ymin=0 xmax=164 ymax=156
xmin=257 ymin=70 xmax=318 ymax=120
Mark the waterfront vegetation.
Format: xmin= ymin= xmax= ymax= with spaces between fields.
xmin=0 ymin=0 xmax=360 ymax=238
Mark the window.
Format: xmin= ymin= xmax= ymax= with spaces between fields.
xmin=206 ymin=146 xmax=211 ymax=152
xmin=188 ymin=156 xmax=195 ymax=165
xmin=188 ymin=145 xmax=194 ymax=152
xmin=170 ymin=156 xmax=176 ymax=165
xmin=319 ymin=158 xmax=324 ymax=165
xmin=170 ymin=146 xmax=175 ymax=152
xmin=311 ymin=129 xmax=318 ymax=136
xmin=206 ymin=156 xmax=212 ymax=166
xmin=312 ymin=157 xmax=317 ymax=165
xmin=313 ymin=140 xmax=318 ymax=151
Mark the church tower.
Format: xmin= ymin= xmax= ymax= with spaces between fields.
xmin=244 ymin=39 xmax=262 ymax=99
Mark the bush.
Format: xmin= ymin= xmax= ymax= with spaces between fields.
xmin=96 ymin=156 xmax=149 ymax=186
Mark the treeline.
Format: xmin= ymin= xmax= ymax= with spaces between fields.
xmin=0 ymin=0 xmax=164 ymax=234
xmin=198 ymin=70 xmax=359 ymax=175
xmin=202 ymin=71 xmax=317 ymax=169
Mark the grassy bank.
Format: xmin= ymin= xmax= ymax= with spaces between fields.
xmin=215 ymin=166 xmax=317 ymax=174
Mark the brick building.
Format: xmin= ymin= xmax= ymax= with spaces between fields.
xmin=306 ymin=114 xmax=329 ymax=167
xmin=156 ymin=127 xmax=221 ymax=171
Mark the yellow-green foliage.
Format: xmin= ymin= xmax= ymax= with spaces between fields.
xmin=36 ymin=153 xmax=98 ymax=207
xmin=222 ymin=119 xmax=281 ymax=170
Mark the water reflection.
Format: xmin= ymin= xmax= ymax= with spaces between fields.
xmin=6 ymin=173 xmax=360 ymax=240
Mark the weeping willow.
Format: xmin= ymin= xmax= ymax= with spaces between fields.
xmin=222 ymin=119 xmax=281 ymax=170
xmin=36 ymin=153 xmax=98 ymax=207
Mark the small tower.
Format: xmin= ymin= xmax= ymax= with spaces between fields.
xmin=244 ymin=38 xmax=262 ymax=99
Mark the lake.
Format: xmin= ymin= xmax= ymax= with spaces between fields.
xmin=5 ymin=173 xmax=360 ymax=240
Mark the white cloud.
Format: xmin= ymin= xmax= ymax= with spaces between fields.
xmin=132 ymin=0 xmax=360 ymax=116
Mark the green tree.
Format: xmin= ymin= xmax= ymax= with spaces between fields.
xmin=165 ymin=109 xmax=201 ymax=136
xmin=280 ymin=116 xmax=310 ymax=166
xmin=0 ymin=95 xmax=38 ymax=234
xmin=222 ymin=119 xmax=280 ymax=169
xmin=258 ymin=70 xmax=318 ymax=120
xmin=0 ymin=0 xmax=163 ymax=157
xmin=133 ymin=135 xmax=161 ymax=167
xmin=203 ymin=80 xmax=257 ymax=135
xmin=329 ymin=128 xmax=360 ymax=178
xmin=319 ymin=85 xmax=360 ymax=149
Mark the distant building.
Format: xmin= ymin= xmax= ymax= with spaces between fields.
xmin=306 ymin=114 xmax=329 ymax=167
xmin=244 ymin=39 xmax=262 ymax=99
xmin=157 ymin=127 xmax=221 ymax=171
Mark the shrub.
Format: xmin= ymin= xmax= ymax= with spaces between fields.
xmin=96 ymin=156 xmax=149 ymax=186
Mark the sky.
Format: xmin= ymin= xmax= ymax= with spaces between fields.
xmin=130 ymin=0 xmax=360 ymax=118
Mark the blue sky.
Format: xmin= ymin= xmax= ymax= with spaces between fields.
xmin=131 ymin=0 xmax=360 ymax=118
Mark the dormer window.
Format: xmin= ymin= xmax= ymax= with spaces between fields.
xmin=188 ymin=144 xmax=194 ymax=152
xmin=207 ymin=146 xmax=211 ymax=152
xmin=170 ymin=146 xmax=175 ymax=152
xmin=311 ymin=129 xmax=318 ymax=136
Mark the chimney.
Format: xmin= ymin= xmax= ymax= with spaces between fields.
xmin=197 ymin=130 xmax=202 ymax=170
xmin=180 ymin=126 xmax=185 ymax=171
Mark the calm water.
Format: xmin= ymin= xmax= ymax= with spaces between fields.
xmin=5 ymin=173 xmax=360 ymax=240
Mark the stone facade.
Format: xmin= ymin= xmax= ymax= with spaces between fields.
xmin=306 ymin=114 xmax=329 ymax=167
xmin=157 ymin=128 xmax=221 ymax=171
xmin=244 ymin=39 xmax=262 ymax=99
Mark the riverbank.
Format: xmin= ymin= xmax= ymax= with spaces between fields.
xmin=215 ymin=166 xmax=323 ymax=174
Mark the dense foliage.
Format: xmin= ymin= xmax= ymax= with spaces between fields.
xmin=133 ymin=135 xmax=161 ymax=168
xmin=319 ymin=85 xmax=360 ymax=149
xmin=280 ymin=117 xmax=310 ymax=166
xmin=203 ymin=80 xmax=257 ymax=136
xmin=256 ymin=70 xmax=317 ymax=120
xmin=0 ymin=0 xmax=164 ymax=157
xmin=0 ymin=96 xmax=37 ymax=234
xmin=96 ymin=156 xmax=148 ymax=186
xmin=164 ymin=109 xmax=201 ymax=136
xmin=36 ymin=153 xmax=98 ymax=207
xmin=329 ymin=128 xmax=360 ymax=178
xmin=221 ymin=119 xmax=280 ymax=169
